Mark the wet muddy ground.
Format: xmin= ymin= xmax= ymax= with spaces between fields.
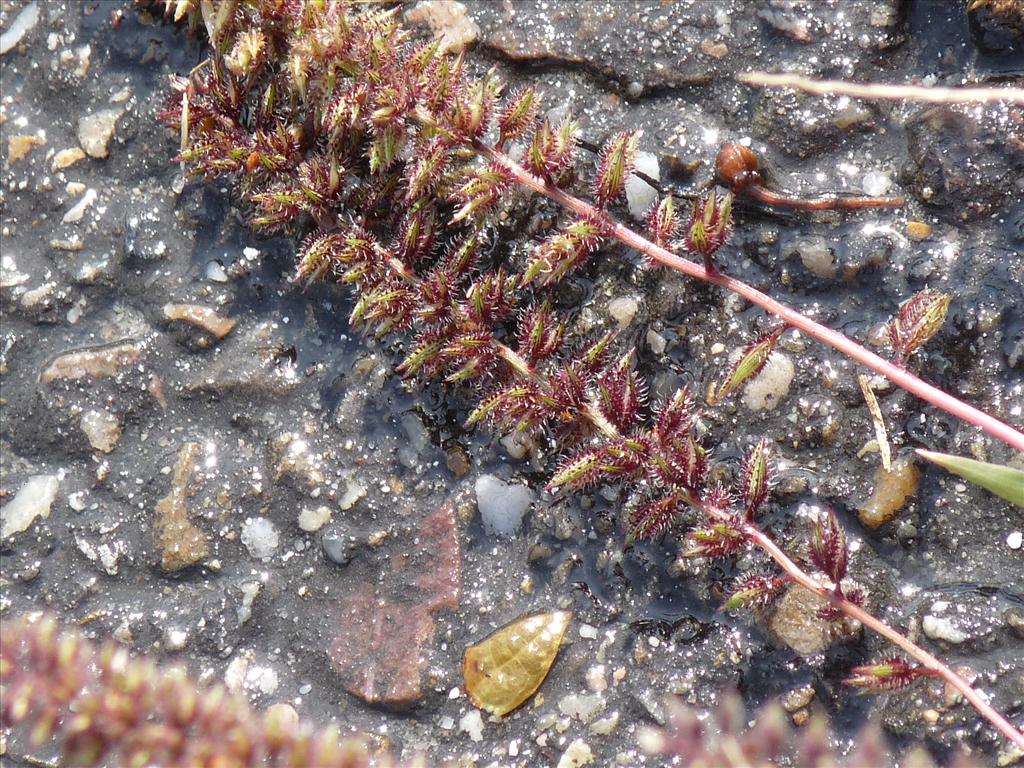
xmin=1 ymin=1 xmax=1022 ymax=766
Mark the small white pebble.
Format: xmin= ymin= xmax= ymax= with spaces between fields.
xmin=579 ymin=623 xmax=599 ymax=640
xmin=459 ymin=710 xmax=484 ymax=742
xmin=1007 ymin=531 xmax=1022 ymax=550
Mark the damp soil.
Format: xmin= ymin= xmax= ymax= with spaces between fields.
xmin=1 ymin=1 xmax=1022 ymax=766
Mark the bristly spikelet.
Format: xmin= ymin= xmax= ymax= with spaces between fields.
xmin=404 ymin=136 xmax=451 ymax=202
xmin=450 ymin=68 xmax=500 ymax=140
xmin=720 ymin=571 xmax=788 ymax=612
xmin=886 ymin=288 xmax=952 ymax=364
xmin=809 ymin=508 xmax=848 ymax=585
xmin=683 ymin=517 xmax=746 ymax=559
xmin=451 ymin=161 xmax=513 ymax=223
xmin=525 ymin=116 xmax=579 ymax=183
xmin=628 ymin=493 xmax=683 ymax=541
xmin=594 ymin=130 xmax=641 ymax=209
xmin=646 ymin=196 xmax=679 ymax=249
xmin=739 ymin=438 xmax=772 ymax=520
xmin=684 ymin=189 xmax=733 ymax=272
xmin=845 ymin=657 xmax=934 ymax=692
xmin=709 ymin=325 xmax=785 ymax=405
xmin=523 ymin=216 xmax=607 ymax=286
xmin=224 ymin=29 xmax=266 ymax=77
xmin=516 ymin=300 xmax=565 ymax=366
xmin=294 ymin=231 xmax=344 ymax=283
xmin=594 ymin=351 xmax=647 ymax=433
xmin=496 ymin=85 xmax=541 ymax=148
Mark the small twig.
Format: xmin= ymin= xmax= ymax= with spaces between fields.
xmin=737 ymin=72 xmax=1024 ymax=105
xmin=858 ymin=374 xmax=891 ymax=471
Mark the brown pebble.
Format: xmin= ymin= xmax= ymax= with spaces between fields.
xmin=791 ymin=709 xmax=810 ymax=727
xmin=163 ymin=303 xmax=237 ymax=339
xmin=907 ymin=221 xmax=932 ymax=240
xmin=445 ymin=444 xmax=471 ymax=477
xmin=701 ymin=39 xmax=729 ymax=58
xmin=858 ymin=455 xmax=920 ymax=529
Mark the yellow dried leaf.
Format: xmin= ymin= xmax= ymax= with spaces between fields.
xmin=463 ymin=610 xmax=571 ymax=716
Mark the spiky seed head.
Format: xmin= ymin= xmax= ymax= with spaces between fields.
xmin=709 ymin=325 xmax=785 ymax=405
xmin=497 ymin=86 xmax=541 ymax=147
xmin=809 ymin=508 xmax=848 ymax=586
xmin=887 ymin=288 xmax=952 ymax=364
xmin=684 ymin=189 xmax=733 ymax=270
xmin=646 ymin=195 xmax=680 ymax=248
xmin=628 ymin=494 xmax=682 ymax=541
xmin=594 ymin=130 xmax=641 ymax=208
xmin=740 ymin=438 xmax=772 ymax=520
xmin=845 ymin=657 xmax=934 ymax=692
xmin=720 ymin=571 xmax=788 ymax=612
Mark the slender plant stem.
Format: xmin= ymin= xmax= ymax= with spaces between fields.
xmin=736 ymin=72 xmax=1024 ymax=105
xmin=473 ymin=140 xmax=1024 ymax=454
xmin=738 ymin=519 xmax=1024 ymax=750
xmin=472 ymin=135 xmax=1024 ymax=744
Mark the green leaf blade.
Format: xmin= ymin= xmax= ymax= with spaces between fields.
xmin=916 ymin=449 xmax=1024 ymax=507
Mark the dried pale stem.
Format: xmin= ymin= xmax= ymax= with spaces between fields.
xmin=737 ymin=72 xmax=1024 ymax=105
xmin=738 ymin=519 xmax=1024 ymax=751
xmin=473 ymin=140 xmax=1024 ymax=453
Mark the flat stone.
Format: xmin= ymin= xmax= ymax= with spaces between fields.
xmin=405 ymin=1 xmax=480 ymax=55
xmin=40 ymin=340 xmax=143 ymax=383
xmin=80 ymin=409 xmax=121 ymax=453
xmin=330 ymin=501 xmax=461 ymax=709
xmin=78 ymin=107 xmax=123 ymax=159
xmin=163 ymin=303 xmax=237 ymax=340
xmin=154 ymin=442 xmax=209 ymax=571
xmin=766 ymin=584 xmax=861 ymax=655
xmin=1 ymin=474 xmax=59 ymax=539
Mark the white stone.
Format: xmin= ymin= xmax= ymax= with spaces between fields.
xmin=589 ymin=710 xmax=619 ymax=735
xmin=80 ymin=409 xmax=121 ymax=453
xmin=798 ymin=237 xmax=836 ymax=278
xmin=165 ymin=627 xmax=188 ymax=651
xmin=625 ymin=151 xmax=659 ymax=221
xmin=607 ymin=296 xmax=640 ymax=328
xmin=862 ymin=170 xmax=892 ymax=197
xmin=298 ymin=505 xmax=332 ymax=532
xmin=556 ymin=738 xmax=594 ymax=768
xmin=459 ymin=709 xmax=484 ymax=742
xmin=338 ymin=476 xmax=366 ymax=510
xmin=206 ymin=261 xmax=228 ymax=282
xmin=241 ymin=517 xmax=279 ymax=559
xmin=922 ymin=614 xmax=968 ymax=644
xmin=0 ymin=3 xmax=39 ymax=55
xmin=237 ymin=580 xmax=262 ymax=625
xmin=1 ymin=475 xmax=59 ymax=539
xmin=558 ymin=692 xmax=605 ymax=723
xmin=0 ymin=255 xmax=29 ymax=288
xmin=245 ymin=664 xmax=279 ymax=696
xmin=63 ymin=188 xmax=97 ymax=224
xmin=742 ymin=352 xmax=795 ymax=412
xmin=578 ymin=623 xmax=599 ymax=640
xmin=1007 ymin=531 xmax=1022 ymax=550
xmin=475 ymin=474 xmax=533 ymax=536
xmin=78 ymin=107 xmax=123 ymax=158
xmin=646 ymin=329 xmax=666 ymax=355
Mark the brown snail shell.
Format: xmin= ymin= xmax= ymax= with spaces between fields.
xmin=715 ymin=142 xmax=762 ymax=192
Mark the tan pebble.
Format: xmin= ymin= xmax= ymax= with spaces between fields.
xmin=858 ymin=454 xmax=920 ymax=529
xmin=6 ymin=134 xmax=46 ymax=164
xmin=701 ymin=38 xmax=729 ymax=58
xmin=163 ymin=303 xmax=237 ymax=339
xmin=52 ymin=147 xmax=86 ymax=170
xmin=907 ymin=221 xmax=932 ymax=240
xmin=791 ymin=709 xmax=810 ymax=727
xmin=923 ymin=708 xmax=940 ymax=724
